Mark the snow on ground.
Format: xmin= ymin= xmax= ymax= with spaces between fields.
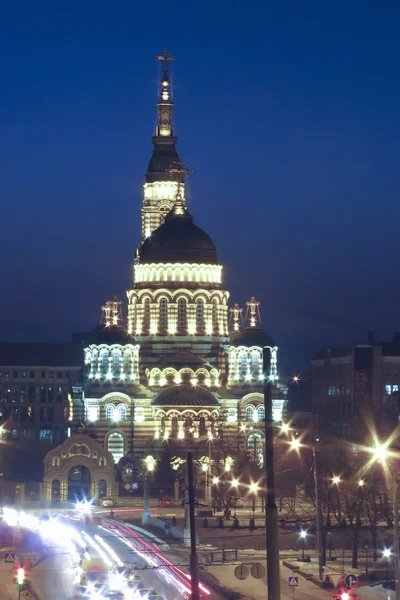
xmin=357 ymin=585 xmax=393 ymax=600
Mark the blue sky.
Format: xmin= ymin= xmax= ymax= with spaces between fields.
xmin=1 ymin=1 xmax=400 ymax=373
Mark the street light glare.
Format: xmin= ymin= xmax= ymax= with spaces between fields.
xmin=332 ymin=475 xmax=341 ymax=485
xmin=372 ymin=442 xmax=389 ymax=462
xmin=281 ymin=423 xmax=290 ymax=433
xmin=383 ymin=548 xmax=392 ymax=558
xmin=299 ymin=530 xmax=307 ymax=538
xmin=290 ymin=438 xmax=301 ymax=450
xmin=232 ymin=478 xmax=239 ymax=487
xmin=358 ymin=479 xmax=365 ymax=487
xmin=212 ymin=477 xmax=219 ymax=485
xmin=249 ymin=483 xmax=259 ymax=493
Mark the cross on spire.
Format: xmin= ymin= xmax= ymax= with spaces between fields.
xmin=101 ymin=296 xmax=122 ymax=327
xmin=246 ymin=297 xmax=261 ymax=328
xmin=156 ymin=49 xmax=175 ymax=103
xmin=168 ymin=164 xmax=191 ymax=215
xmin=229 ymin=303 xmax=243 ymax=332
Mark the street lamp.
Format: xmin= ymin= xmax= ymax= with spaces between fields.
xmin=231 ymin=478 xmax=239 ymax=488
xmin=332 ymin=475 xmax=341 ymax=485
xmin=299 ymin=529 xmax=307 ymax=561
xmin=290 ymin=438 xmax=301 ymax=451
xmin=212 ymin=477 xmax=219 ymax=485
xmin=383 ymin=548 xmax=392 ymax=579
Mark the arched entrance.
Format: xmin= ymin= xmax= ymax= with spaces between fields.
xmin=68 ymin=465 xmax=91 ymax=501
xmin=51 ymin=479 xmax=60 ymax=503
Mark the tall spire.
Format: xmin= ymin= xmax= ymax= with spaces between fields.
xmin=155 ymin=49 xmax=175 ymax=138
xmin=142 ymin=50 xmax=183 ymax=240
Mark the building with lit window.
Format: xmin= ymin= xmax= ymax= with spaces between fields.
xmin=311 ymin=332 xmax=400 ymax=437
xmin=41 ymin=52 xmax=288 ymax=503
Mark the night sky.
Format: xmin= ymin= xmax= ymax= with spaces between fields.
xmin=1 ymin=2 xmax=400 ymax=374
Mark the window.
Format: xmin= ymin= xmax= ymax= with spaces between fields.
xmin=212 ymin=299 xmax=218 ymax=333
xmin=48 ymin=385 xmax=54 ymax=403
xmin=257 ymin=405 xmax=265 ymax=421
xmin=171 ymin=417 xmax=178 ymax=437
xmin=135 ymin=407 xmax=145 ymax=423
xmin=19 ymin=386 xmax=26 ymax=403
xmin=196 ymin=299 xmax=205 ymax=333
xmin=4 ymin=372 xmax=9 ymax=379
xmin=107 ymin=432 xmax=124 ymax=463
xmin=118 ymin=404 xmax=127 ymax=421
xmin=247 ymin=431 xmax=264 ymax=467
xmin=199 ymin=416 xmax=206 ymax=436
xmin=40 ymin=386 xmax=46 ymax=403
xmin=28 ymin=386 xmax=35 ymax=402
xmin=240 ymin=351 xmax=247 ymax=378
xmin=113 ymin=350 xmax=121 ymax=373
xmin=250 ymin=351 xmax=259 ymax=375
xmin=177 ymin=298 xmax=187 ymax=331
xmin=41 ymin=372 xmax=45 ymax=379
xmin=245 ymin=405 xmax=254 ymax=421
xmin=13 ymin=372 xmax=18 ymax=379
xmin=29 ymin=372 xmax=35 ymax=379
xmin=48 ymin=371 xmax=54 ymax=379
xmin=87 ymin=405 xmax=99 ymax=422
xmin=102 ymin=350 xmax=108 ymax=373
xmin=57 ymin=372 xmax=63 ymax=379
xmin=56 ymin=385 xmax=63 ymax=403
xmin=106 ymin=405 xmax=115 ymax=421
xmin=394 ymin=385 xmax=399 ymax=392
xmin=386 ymin=385 xmax=392 ymax=395
xmin=22 ymin=372 xmax=27 ymax=378
xmin=142 ymin=298 xmax=150 ymax=333
xmin=159 ymin=298 xmax=168 ymax=333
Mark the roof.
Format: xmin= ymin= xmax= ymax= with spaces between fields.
xmin=139 ymin=209 xmax=218 ymax=265
xmin=230 ymin=327 xmax=274 ymax=348
xmin=158 ymin=350 xmax=209 ymax=368
xmin=0 ymin=343 xmax=82 ymax=367
xmin=152 ymin=384 xmax=220 ymax=407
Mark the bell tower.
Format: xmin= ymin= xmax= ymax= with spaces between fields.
xmin=141 ymin=49 xmax=184 ymax=240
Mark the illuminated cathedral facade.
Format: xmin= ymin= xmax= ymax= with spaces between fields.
xmin=43 ymin=51 xmax=287 ymax=502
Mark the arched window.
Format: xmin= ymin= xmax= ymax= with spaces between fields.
xmin=199 ymin=416 xmax=206 ymax=436
xmin=118 ymin=405 xmax=127 ymax=421
xmin=250 ymin=351 xmax=259 ymax=375
xmin=113 ymin=349 xmax=121 ymax=374
xmin=106 ymin=405 xmax=115 ymax=421
xmin=107 ymin=432 xmax=125 ymax=463
xmin=196 ymin=299 xmax=205 ymax=333
xmin=245 ymin=405 xmax=254 ymax=422
xmin=247 ymin=431 xmax=264 ymax=467
xmin=142 ymin=298 xmax=150 ymax=333
xmin=159 ymin=298 xmax=168 ymax=333
xmin=177 ymin=298 xmax=187 ymax=332
xmin=171 ymin=416 xmax=178 ymax=437
xmin=257 ymin=405 xmax=265 ymax=421
xmin=102 ymin=350 xmax=109 ymax=373
xmin=212 ymin=299 xmax=218 ymax=334
xmin=240 ymin=351 xmax=248 ymax=377
xmin=123 ymin=350 xmax=131 ymax=374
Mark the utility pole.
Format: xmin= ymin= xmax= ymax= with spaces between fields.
xmin=394 ymin=477 xmax=399 ymax=600
xmin=187 ymin=452 xmax=200 ymax=600
xmin=263 ymin=346 xmax=281 ymax=600
xmin=313 ymin=443 xmax=323 ymax=581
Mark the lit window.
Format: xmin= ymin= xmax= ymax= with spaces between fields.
xmin=196 ymin=299 xmax=205 ymax=333
xmin=118 ymin=404 xmax=127 ymax=421
xmin=257 ymin=405 xmax=265 ymax=421
xmin=393 ymin=385 xmax=399 ymax=392
xmin=159 ymin=298 xmax=168 ymax=333
xmin=240 ymin=352 xmax=247 ymax=378
xmin=107 ymin=432 xmax=124 ymax=463
xmin=135 ymin=407 xmax=145 ymax=423
xmin=142 ymin=298 xmax=150 ymax=333
xmin=177 ymin=298 xmax=187 ymax=331
xmin=386 ymin=385 xmax=392 ymax=395
xmin=87 ymin=406 xmax=99 ymax=422
xmin=245 ymin=405 xmax=254 ymax=422
xmin=212 ymin=299 xmax=218 ymax=334
xmin=106 ymin=405 xmax=115 ymax=421
xmin=250 ymin=351 xmax=259 ymax=375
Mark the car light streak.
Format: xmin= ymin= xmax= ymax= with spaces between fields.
xmin=81 ymin=531 xmax=113 ymax=568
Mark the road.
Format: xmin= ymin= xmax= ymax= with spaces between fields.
xmin=27 ymin=510 xmax=218 ymax=600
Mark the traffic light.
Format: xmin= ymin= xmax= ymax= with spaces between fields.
xmin=16 ymin=567 xmax=25 ymax=586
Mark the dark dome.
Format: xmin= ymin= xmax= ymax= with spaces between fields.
xmin=139 ymin=210 xmax=218 ymax=265
xmin=231 ymin=327 xmax=274 ymax=348
xmin=93 ymin=325 xmax=133 ymax=346
xmin=152 ymin=384 xmax=220 ymax=407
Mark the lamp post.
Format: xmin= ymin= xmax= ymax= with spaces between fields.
xmin=263 ymin=345 xmax=281 ymax=600
xmin=299 ymin=530 xmax=307 ymax=561
xmin=368 ymin=441 xmax=399 ymax=600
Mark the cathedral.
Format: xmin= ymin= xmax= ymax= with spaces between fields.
xmin=43 ymin=52 xmax=287 ymax=503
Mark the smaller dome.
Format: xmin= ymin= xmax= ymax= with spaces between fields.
xmin=231 ymin=327 xmax=274 ymax=348
xmin=153 ymin=384 xmax=219 ymax=407
xmin=93 ymin=325 xmax=134 ymax=346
